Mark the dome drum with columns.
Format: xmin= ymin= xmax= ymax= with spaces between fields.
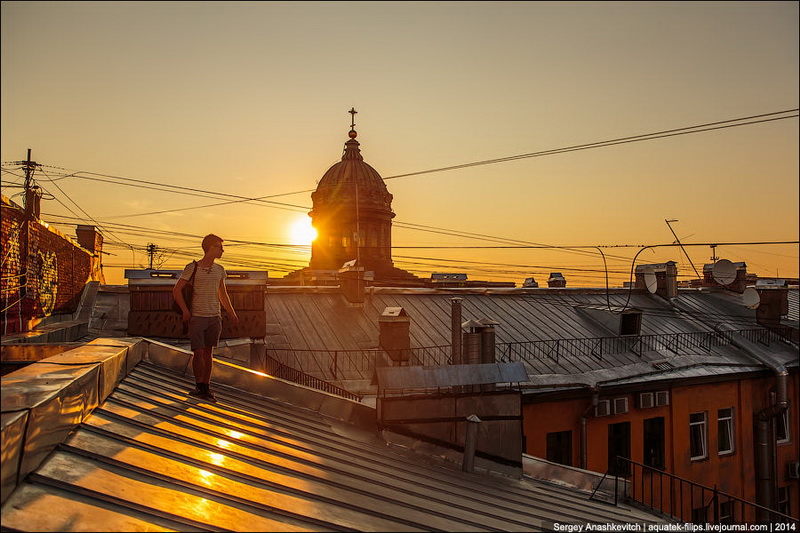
xmin=284 ymin=113 xmax=423 ymax=286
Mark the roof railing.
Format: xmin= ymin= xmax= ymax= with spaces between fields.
xmin=593 ymin=456 xmax=798 ymax=525
xmin=264 ymin=327 xmax=795 ymax=382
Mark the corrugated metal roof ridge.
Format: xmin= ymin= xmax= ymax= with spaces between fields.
xmin=2 ymin=361 xmax=666 ymax=531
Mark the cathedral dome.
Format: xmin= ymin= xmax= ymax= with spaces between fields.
xmin=311 ymin=135 xmax=393 ymax=211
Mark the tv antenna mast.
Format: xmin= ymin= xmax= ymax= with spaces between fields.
xmin=665 ymin=219 xmax=701 ymax=280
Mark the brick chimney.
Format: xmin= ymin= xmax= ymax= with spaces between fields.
xmin=547 ymin=272 xmax=566 ymax=288
xmin=76 ymin=225 xmax=103 ymax=254
xmin=379 ymin=306 xmax=411 ymax=363
xmin=635 ymin=261 xmax=677 ymax=299
xmin=755 ymin=287 xmax=788 ymax=328
xmin=76 ymin=225 xmax=105 ymax=283
xmin=702 ymin=261 xmax=748 ymax=293
xmin=339 ymin=260 xmax=367 ymax=305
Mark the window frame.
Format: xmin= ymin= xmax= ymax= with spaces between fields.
xmin=690 ymin=411 xmax=708 ymax=461
xmin=717 ymin=407 xmax=735 ymax=456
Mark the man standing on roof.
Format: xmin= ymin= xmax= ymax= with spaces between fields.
xmin=173 ymin=233 xmax=239 ymax=403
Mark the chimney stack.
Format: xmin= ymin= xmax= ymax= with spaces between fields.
xmin=379 ymin=307 xmax=411 ymax=363
xmin=339 ymin=260 xmax=367 ymax=305
xmin=635 ymin=262 xmax=678 ymax=299
xmin=76 ymin=225 xmax=103 ymax=254
xmin=755 ymin=286 xmax=789 ymax=329
xmin=702 ymin=261 xmax=749 ymax=293
xmin=547 ymin=272 xmax=566 ymax=288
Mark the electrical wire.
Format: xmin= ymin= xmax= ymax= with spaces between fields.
xmin=7 ymin=109 xmax=796 ymax=284
xmin=22 ymin=108 xmax=798 ymax=222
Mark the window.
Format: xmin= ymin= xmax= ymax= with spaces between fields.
xmin=620 ymin=312 xmax=641 ymax=335
xmin=778 ymin=486 xmax=790 ymax=517
xmin=690 ymin=412 xmax=708 ymax=460
xmin=717 ymin=408 xmax=735 ymax=455
xmin=777 ymin=407 xmax=790 ymax=444
xmin=643 ymin=417 xmax=665 ymax=469
xmin=546 ymin=430 xmax=572 ymax=466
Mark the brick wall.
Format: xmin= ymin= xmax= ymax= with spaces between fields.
xmin=1 ymin=194 xmax=103 ymax=334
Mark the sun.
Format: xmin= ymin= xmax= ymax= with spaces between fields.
xmin=288 ymin=216 xmax=318 ymax=245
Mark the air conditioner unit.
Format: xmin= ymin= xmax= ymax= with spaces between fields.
xmin=789 ymin=462 xmax=800 ymax=480
xmin=638 ymin=392 xmax=655 ymax=409
xmin=655 ymin=391 xmax=670 ymax=407
xmin=613 ymin=397 xmax=629 ymax=415
xmin=595 ymin=400 xmax=611 ymax=417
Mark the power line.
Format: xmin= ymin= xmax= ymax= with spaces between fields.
xmin=8 ymin=109 xmax=797 ymax=282
xmin=21 ymin=108 xmax=798 ymax=224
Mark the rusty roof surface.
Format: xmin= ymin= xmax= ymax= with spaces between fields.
xmin=1 ymin=354 xmax=665 ymax=531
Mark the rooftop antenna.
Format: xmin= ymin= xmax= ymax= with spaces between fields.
xmin=348 ymin=107 xmax=361 ymax=269
xmin=709 ymin=244 xmax=719 ymax=262
xmin=665 ymin=219 xmax=701 ymax=280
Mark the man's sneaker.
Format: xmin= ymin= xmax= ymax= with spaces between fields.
xmin=189 ymin=387 xmax=202 ymax=398
xmin=199 ymin=390 xmax=218 ymax=403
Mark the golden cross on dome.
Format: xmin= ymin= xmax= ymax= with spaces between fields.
xmin=349 ymin=107 xmax=357 ymax=129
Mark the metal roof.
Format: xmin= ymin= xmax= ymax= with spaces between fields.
xmin=376 ymin=362 xmax=528 ymax=391
xmin=1 ymin=342 xmax=665 ymax=531
xmin=261 ymin=287 xmax=798 ymax=387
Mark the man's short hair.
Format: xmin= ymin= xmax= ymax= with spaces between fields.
xmin=202 ymin=234 xmax=223 ymax=253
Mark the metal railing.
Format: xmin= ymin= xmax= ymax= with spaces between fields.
xmin=265 ymin=344 xmax=452 ymax=382
xmin=264 ymin=327 xmax=795 ymax=382
xmin=260 ymin=351 xmax=363 ymax=402
xmin=593 ymin=456 xmax=799 ymax=525
xmin=496 ymin=328 xmax=795 ymax=366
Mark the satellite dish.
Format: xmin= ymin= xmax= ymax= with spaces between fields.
xmin=643 ymin=271 xmax=658 ymax=294
xmin=742 ymin=287 xmax=761 ymax=309
xmin=712 ymin=259 xmax=737 ymax=286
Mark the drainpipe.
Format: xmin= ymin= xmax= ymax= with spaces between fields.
xmin=580 ymin=387 xmax=600 ymax=470
xmin=450 ymin=297 xmax=463 ymax=365
xmin=714 ymin=322 xmax=789 ymax=519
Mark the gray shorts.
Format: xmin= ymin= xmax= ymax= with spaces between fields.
xmin=188 ymin=316 xmax=222 ymax=351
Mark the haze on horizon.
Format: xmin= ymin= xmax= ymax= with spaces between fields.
xmin=2 ymin=1 xmax=797 ymax=286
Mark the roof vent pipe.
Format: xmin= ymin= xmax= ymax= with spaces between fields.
xmin=451 ymin=297 xmax=463 ymax=366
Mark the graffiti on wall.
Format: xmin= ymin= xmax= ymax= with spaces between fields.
xmin=36 ymin=250 xmax=58 ymax=316
xmin=2 ymin=195 xmax=100 ymax=334
xmin=1 ymin=219 xmax=24 ymax=333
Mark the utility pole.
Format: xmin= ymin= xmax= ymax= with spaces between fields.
xmin=23 ymin=149 xmax=35 ymax=199
xmin=146 ymin=243 xmax=158 ymax=270
xmin=11 ymin=149 xmax=39 ymax=215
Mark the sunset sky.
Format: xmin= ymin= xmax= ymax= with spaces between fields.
xmin=2 ymin=1 xmax=798 ymax=286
